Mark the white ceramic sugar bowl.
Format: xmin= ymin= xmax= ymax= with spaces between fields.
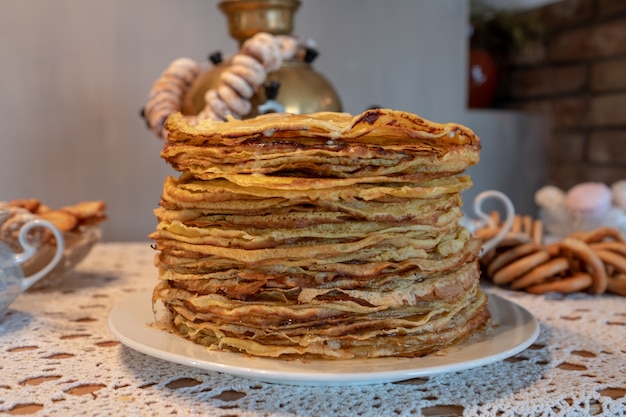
xmin=0 ymin=212 xmax=64 ymax=317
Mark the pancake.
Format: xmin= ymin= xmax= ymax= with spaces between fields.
xmin=155 ymin=279 xmax=489 ymax=359
xmin=150 ymin=108 xmax=489 ymax=359
xmin=162 ymin=108 xmax=480 ymax=180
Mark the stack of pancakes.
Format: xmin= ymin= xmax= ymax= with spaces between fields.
xmin=150 ymin=108 xmax=489 ymax=359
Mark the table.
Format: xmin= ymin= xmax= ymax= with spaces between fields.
xmin=1 ymin=242 xmax=625 ymax=416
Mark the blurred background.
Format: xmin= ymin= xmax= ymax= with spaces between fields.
xmin=1 ymin=0 xmax=623 ymax=241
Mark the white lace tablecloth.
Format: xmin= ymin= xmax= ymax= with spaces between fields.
xmin=1 ymin=242 xmax=625 ymax=417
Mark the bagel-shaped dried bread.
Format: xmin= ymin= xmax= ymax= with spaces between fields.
xmin=510 ymin=215 xmax=522 ymax=234
xmin=558 ymin=237 xmax=607 ymax=294
xmin=606 ymin=274 xmax=626 ymax=296
xmin=526 ymin=272 xmax=593 ymax=294
xmin=590 ymin=241 xmax=626 ymax=257
xmin=476 ymin=232 xmax=532 ymax=265
xmin=531 ymin=218 xmax=544 ymax=245
xmin=477 ymin=219 xmax=626 ymax=296
xmin=578 ymin=227 xmax=625 ymax=244
xmin=475 ymin=226 xmax=498 ymax=241
xmin=546 ymin=242 xmax=561 ymax=257
xmin=488 ymin=210 xmax=500 ymax=228
xmin=592 ymin=249 xmax=626 ymax=274
xmin=510 ymin=257 xmax=570 ymax=290
xmin=491 ymin=250 xmax=550 ymax=285
xmin=476 ymin=213 xmax=542 ymax=269
xmin=486 ymin=242 xmax=541 ymax=278
xmin=520 ymin=215 xmax=533 ymax=237
xmin=143 ymin=33 xmax=317 ymax=138
xmin=497 ymin=232 xmax=533 ymax=248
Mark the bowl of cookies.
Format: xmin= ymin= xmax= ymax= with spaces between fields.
xmin=0 ymin=198 xmax=106 ymax=290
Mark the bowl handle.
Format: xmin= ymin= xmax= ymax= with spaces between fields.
xmin=13 ymin=219 xmax=65 ymax=291
xmin=472 ymin=190 xmax=515 ymax=257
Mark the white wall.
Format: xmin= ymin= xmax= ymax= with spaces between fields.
xmin=461 ymin=110 xmax=549 ymax=217
xmin=0 ymin=0 xmax=545 ymax=241
xmin=295 ymin=0 xmax=467 ymax=119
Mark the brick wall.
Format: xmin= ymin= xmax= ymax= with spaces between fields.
xmin=496 ymin=0 xmax=626 ymax=190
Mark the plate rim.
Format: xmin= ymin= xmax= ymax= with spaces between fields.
xmin=108 ymin=290 xmax=539 ymax=386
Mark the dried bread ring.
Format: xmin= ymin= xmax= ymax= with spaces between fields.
xmin=511 ymin=215 xmax=522 ymax=233
xmin=592 ymin=249 xmax=626 ymax=274
xmin=205 ymin=89 xmax=232 ymax=119
xmin=567 ymin=231 xmax=586 ymax=241
xmin=546 ymin=242 xmax=561 ymax=257
xmin=531 ymin=219 xmax=544 ymax=246
xmin=486 ymin=242 xmax=540 ymax=277
xmin=275 ymin=35 xmax=298 ymax=59
xmin=231 ymin=54 xmax=267 ymax=87
xmin=492 ymin=250 xmax=550 ymax=285
xmin=499 ymin=232 xmax=533 ymax=247
xmin=606 ymin=274 xmax=626 ymax=296
xmin=579 ymin=227 xmax=625 ymax=244
xmin=590 ymin=241 xmax=626 ymax=257
xmin=559 ymin=237 xmax=608 ymax=294
xmin=488 ymin=210 xmax=500 ymax=228
xmin=217 ymin=84 xmax=251 ymax=117
xmin=143 ymin=33 xmax=311 ymax=138
xmin=220 ymin=71 xmax=255 ymax=99
xmin=475 ymin=228 xmax=530 ymax=262
xmin=526 ymin=272 xmax=593 ymax=294
xmin=510 ymin=257 xmax=570 ymax=290
xmin=241 ymin=32 xmax=282 ymax=72
xmin=521 ymin=215 xmax=533 ymax=237
xmin=480 ymin=247 xmax=497 ymax=266
xmin=475 ymin=226 xmax=498 ymax=241
xmin=149 ymin=78 xmax=185 ymax=100
xmin=144 ymin=58 xmax=201 ymax=137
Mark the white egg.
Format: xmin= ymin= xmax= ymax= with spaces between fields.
xmin=611 ymin=180 xmax=626 ymax=211
xmin=535 ymin=185 xmax=565 ymax=211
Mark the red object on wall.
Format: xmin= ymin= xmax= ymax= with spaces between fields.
xmin=468 ymin=48 xmax=499 ymax=108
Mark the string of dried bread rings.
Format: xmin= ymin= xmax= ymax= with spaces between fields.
xmin=143 ymin=32 xmax=314 ymax=139
xmin=478 ymin=215 xmax=626 ymax=297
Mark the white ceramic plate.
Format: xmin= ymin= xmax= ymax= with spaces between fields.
xmin=108 ymin=291 xmax=539 ymax=386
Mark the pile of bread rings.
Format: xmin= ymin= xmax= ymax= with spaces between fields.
xmin=478 ymin=213 xmax=626 ymax=296
xmin=143 ymin=32 xmax=314 ymax=139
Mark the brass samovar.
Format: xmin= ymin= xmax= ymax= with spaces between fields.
xmin=181 ymin=0 xmax=342 ymax=117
